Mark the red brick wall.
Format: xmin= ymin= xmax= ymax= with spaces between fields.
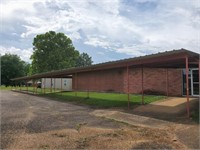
xmin=72 ymin=68 xmax=125 ymax=92
xmin=73 ymin=68 xmax=182 ymax=96
xmin=123 ymin=68 xmax=182 ymax=96
xmin=168 ymin=69 xmax=182 ymax=96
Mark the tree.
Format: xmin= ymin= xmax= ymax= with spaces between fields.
xmin=1 ymin=54 xmax=28 ymax=86
xmin=76 ymin=52 xmax=93 ymax=67
xmin=31 ymin=31 xmax=80 ymax=73
xmin=24 ymin=63 xmax=32 ymax=76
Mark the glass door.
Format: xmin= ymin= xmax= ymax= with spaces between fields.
xmin=191 ymin=69 xmax=199 ymax=96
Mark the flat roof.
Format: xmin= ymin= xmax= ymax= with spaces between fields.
xmin=12 ymin=49 xmax=199 ymax=81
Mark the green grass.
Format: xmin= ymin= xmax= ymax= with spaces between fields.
xmin=0 ymin=86 xmax=14 ymax=90
xmin=0 ymin=85 xmax=59 ymax=93
xmin=1 ymin=85 xmax=165 ymax=108
xmin=46 ymin=91 xmax=165 ymax=108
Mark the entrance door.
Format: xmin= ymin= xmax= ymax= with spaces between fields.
xmin=191 ymin=69 xmax=199 ymax=96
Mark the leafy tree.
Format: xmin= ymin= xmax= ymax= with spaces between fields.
xmin=27 ymin=64 xmax=33 ymax=76
xmin=24 ymin=63 xmax=33 ymax=76
xmin=1 ymin=54 xmax=27 ymax=86
xmin=76 ymin=52 xmax=93 ymax=67
xmin=31 ymin=31 xmax=80 ymax=73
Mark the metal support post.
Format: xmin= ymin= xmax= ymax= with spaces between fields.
xmin=35 ymin=80 xmax=38 ymax=94
xmin=20 ymin=81 xmax=21 ymax=91
xmin=75 ymin=73 xmax=77 ymax=96
xmin=50 ymin=78 xmax=52 ymax=93
xmin=166 ymin=68 xmax=169 ymax=97
xmin=127 ymin=65 xmax=130 ymax=109
xmin=33 ymin=80 xmax=34 ymax=93
xmin=26 ymin=80 xmax=28 ymax=93
xmin=61 ymin=78 xmax=63 ymax=95
xmin=141 ymin=67 xmax=144 ymax=104
xmin=185 ymin=56 xmax=190 ymax=118
xmin=44 ymin=78 xmax=46 ymax=94
xmin=87 ymin=76 xmax=90 ymax=98
xmin=54 ymin=78 xmax=56 ymax=92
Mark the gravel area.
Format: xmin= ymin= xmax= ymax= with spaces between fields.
xmin=0 ymin=91 xmax=199 ymax=149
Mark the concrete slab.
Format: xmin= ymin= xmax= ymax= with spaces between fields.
xmin=132 ymin=97 xmax=199 ymax=117
xmin=152 ymin=97 xmax=198 ymax=107
xmin=91 ymin=110 xmax=174 ymax=129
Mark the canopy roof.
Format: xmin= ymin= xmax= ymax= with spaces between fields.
xmin=12 ymin=49 xmax=199 ymax=81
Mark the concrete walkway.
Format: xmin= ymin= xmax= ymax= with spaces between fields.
xmin=91 ymin=110 xmax=174 ymax=129
xmin=132 ymin=97 xmax=199 ymax=117
xmin=151 ymin=97 xmax=198 ymax=107
xmin=91 ymin=97 xmax=199 ymax=129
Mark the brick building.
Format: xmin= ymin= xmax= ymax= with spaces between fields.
xmin=73 ymin=68 xmax=183 ymax=96
xmin=12 ymin=49 xmax=199 ymax=97
xmin=72 ymin=49 xmax=199 ymax=97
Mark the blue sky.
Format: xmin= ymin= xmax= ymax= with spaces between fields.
xmin=1 ymin=0 xmax=200 ymax=64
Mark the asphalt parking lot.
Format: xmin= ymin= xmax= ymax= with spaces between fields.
xmin=1 ymin=91 xmax=199 ymax=149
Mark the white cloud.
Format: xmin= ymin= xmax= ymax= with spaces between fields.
xmin=0 ymin=0 xmax=200 ymax=63
xmin=0 ymin=0 xmax=42 ymax=21
xmin=97 ymin=51 xmax=105 ymax=55
xmin=84 ymin=35 xmax=111 ymax=49
xmin=0 ymin=46 xmax=33 ymax=63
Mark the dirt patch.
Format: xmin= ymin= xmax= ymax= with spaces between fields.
xmin=175 ymin=124 xmax=200 ymax=149
xmin=132 ymin=141 xmax=174 ymax=149
xmin=8 ymin=126 xmax=187 ymax=149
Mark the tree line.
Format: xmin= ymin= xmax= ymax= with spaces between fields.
xmin=1 ymin=31 xmax=93 ymax=86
